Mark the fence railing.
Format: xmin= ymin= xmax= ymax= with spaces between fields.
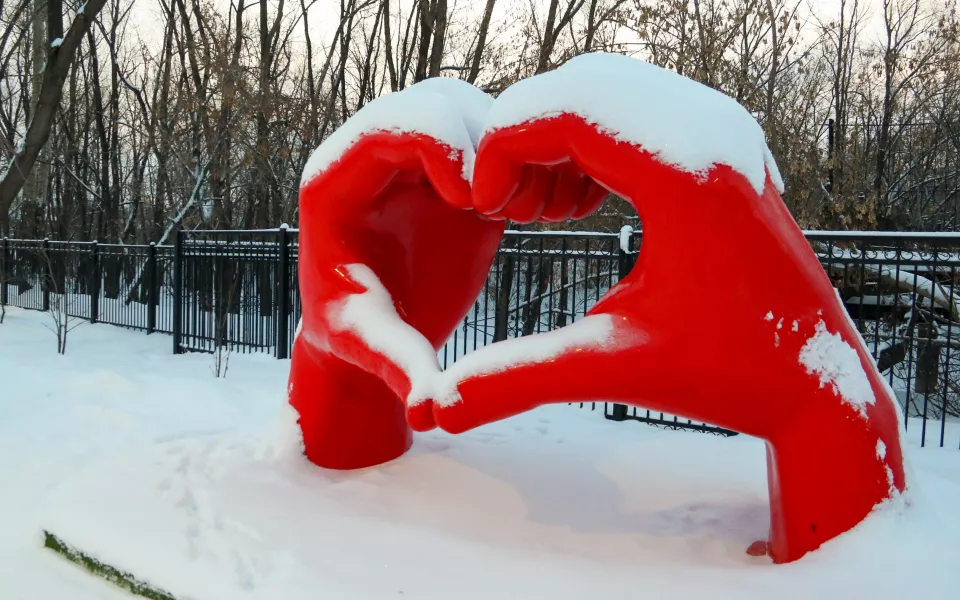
xmin=1 ymin=238 xmax=175 ymax=334
xmin=3 ymin=229 xmax=960 ymax=448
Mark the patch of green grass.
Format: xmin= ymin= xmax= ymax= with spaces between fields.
xmin=43 ymin=530 xmax=178 ymax=600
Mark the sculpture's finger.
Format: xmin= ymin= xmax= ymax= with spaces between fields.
xmin=499 ymin=166 xmax=554 ymax=222
xmin=570 ymin=179 xmax=608 ymax=220
xmin=540 ymin=162 xmax=591 ymax=222
xmin=406 ymin=399 xmax=437 ymax=432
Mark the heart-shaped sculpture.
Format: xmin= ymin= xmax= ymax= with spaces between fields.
xmin=289 ymin=52 xmax=908 ymax=565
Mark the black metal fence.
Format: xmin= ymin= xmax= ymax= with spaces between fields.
xmin=171 ymin=230 xmax=298 ymax=357
xmin=3 ymin=229 xmax=960 ymax=448
xmin=1 ymin=238 xmax=175 ymax=333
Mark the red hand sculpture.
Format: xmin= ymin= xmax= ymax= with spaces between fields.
xmin=290 ymin=52 xmax=908 ymax=565
xmin=289 ymin=79 xmax=504 ymax=470
xmin=421 ymin=54 xmax=908 ymax=564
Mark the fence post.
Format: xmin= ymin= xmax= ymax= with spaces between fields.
xmin=1 ymin=237 xmax=8 ymax=307
xmin=608 ymin=403 xmax=628 ymax=421
xmin=90 ymin=241 xmax=100 ymax=324
xmin=608 ymin=225 xmax=636 ymax=423
xmin=172 ymin=231 xmax=183 ymax=354
xmin=42 ymin=238 xmax=50 ymax=312
xmin=276 ymin=225 xmax=290 ymax=359
xmin=147 ymin=242 xmax=157 ymax=334
xmin=617 ymin=225 xmax=634 ymax=280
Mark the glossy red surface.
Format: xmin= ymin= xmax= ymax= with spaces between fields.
xmin=291 ymin=111 xmax=906 ymax=565
xmin=432 ymin=115 xmax=907 ymax=564
xmin=290 ymin=132 xmax=503 ymax=470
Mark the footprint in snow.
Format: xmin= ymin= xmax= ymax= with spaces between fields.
xmin=424 ymin=441 xmax=452 ymax=453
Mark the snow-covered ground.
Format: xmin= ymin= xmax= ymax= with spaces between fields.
xmin=2 ymin=307 xmax=960 ymax=599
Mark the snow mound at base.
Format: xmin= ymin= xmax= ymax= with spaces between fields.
xmin=37 ymin=406 xmax=960 ymax=600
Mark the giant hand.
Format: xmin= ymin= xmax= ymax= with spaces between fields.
xmin=419 ymin=54 xmax=908 ymax=564
xmin=289 ymin=79 xmax=504 ymax=470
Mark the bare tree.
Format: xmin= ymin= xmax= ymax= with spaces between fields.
xmin=873 ymin=0 xmax=948 ymax=222
xmin=534 ymin=0 xmax=585 ymax=73
xmin=36 ymin=243 xmax=83 ymax=353
xmin=0 ymin=0 xmax=958 ymax=244
xmin=0 ymin=0 xmax=108 ymax=222
xmin=210 ymin=257 xmax=242 ymax=378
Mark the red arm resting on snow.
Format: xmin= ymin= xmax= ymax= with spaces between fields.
xmin=421 ymin=54 xmax=907 ymax=564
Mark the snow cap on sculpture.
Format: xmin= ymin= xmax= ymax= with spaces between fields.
xmin=300 ymin=78 xmax=493 ymax=187
xmin=484 ymin=52 xmax=784 ymax=195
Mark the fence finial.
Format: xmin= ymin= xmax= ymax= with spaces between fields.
xmin=619 ymin=225 xmax=634 ymax=254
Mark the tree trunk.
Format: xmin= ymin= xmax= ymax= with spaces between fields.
xmin=382 ymin=0 xmax=399 ymax=90
xmin=357 ymin=1 xmax=384 ymax=109
xmin=415 ymin=0 xmax=432 ymax=82
xmin=764 ymin=0 xmax=780 ymax=159
xmin=584 ymin=0 xmax=599 ymax=51
xmin=536 ymin=0 xmax=561 ymax=74
xmin=427 ymin=0 xmax=446 ymax=77
xmin=494 ymin=255 xmax=514 ymax=342
xmin=467 ymin=0 xmax=496 ymax=83
xmin=0 ymin=0 xmax=107 ymax=221
xmin=256 ymin=0 xmax=273 ymax=228
xmin=522 ymin=259 xmax=552 ymax=336
xmin=20 ymin=0 xmax=50 ymax=229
